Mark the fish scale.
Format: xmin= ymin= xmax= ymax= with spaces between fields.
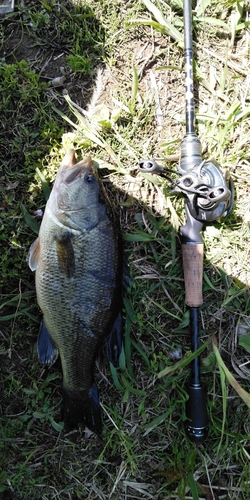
xmin=29 ymin=150 xmax=123 ymax=433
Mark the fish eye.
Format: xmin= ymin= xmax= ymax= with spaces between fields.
xmin=85 ymin=174 xmax=95 ymax=184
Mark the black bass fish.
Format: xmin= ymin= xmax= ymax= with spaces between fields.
xmin=28 ymin=150 xmax=123 ymax=433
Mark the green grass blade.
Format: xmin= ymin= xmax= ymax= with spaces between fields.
xmin=36 ymin=167 xmax=51 ymax=201
xmin=130 ymin=66 xmax=139 ymax=113
xmin=142 ymin=0 xmax=183 ymax=44
xmin=124 ymin=316 xmax=134 ymax=379
xmin=158 ymin=339 xmax=210 ymax=378
xmin=131 ymin=338 xmax=150 ymax=368
xmin=143 ymin=410 xmax=170 ymax=435
xmin=195 ymin=0 xmax=212 ymax=17
xmin=109 ymin=363 xmax=124 ymax=391
xmin=213 ymin=338 xmax=250 ymax=408
xmin=238 ymin=334 xmax=250 ymax=353
xmin=187 ymin=471 xmax=199 ymax=500
xmin=122 ymin=231 xmax=161 ymax=242
xmin=195 ymin=16 xmax=230 ymax=31
xmin=121 ymin=374 xmax=146 ymax=396
xmin=21 ymin=204 xmax=40 ymax=234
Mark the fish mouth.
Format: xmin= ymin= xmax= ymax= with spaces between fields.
xmin=60 ymin=149 xmax=96 ymax=185
xmin=64 ymin=166 xmax=84 ymax=184
xmin=62 ymin=156 xmax=96 ymax=185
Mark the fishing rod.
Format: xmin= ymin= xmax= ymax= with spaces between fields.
xmin=138 ymin=0 xmax=233 ymax=441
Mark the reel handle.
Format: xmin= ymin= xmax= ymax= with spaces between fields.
xmin=181 ymin=214 xmax=208 ymax=442
xmin=182 ymin=242 xmax=203 ymax=308
xmin=185 ymin=384 xmax=208 ymax=442
xmin=182 ymin=242 xmax=208 ymax=442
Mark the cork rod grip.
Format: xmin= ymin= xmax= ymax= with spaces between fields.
xmin=182 ymin=243 xmax=203 ymax=307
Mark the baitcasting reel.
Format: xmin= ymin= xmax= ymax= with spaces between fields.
xmin=138 ymin=157 xmax=233 ymax=223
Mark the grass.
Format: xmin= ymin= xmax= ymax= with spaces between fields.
xmin=1 ymin=0 xmax=250 ymax=498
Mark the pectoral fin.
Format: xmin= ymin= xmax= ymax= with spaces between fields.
xmin=37 ymin=319 xmax=58 ymax=365
xmin=55 ymin=231 xmax=75 ymax=278
xmin=28 ymin=237 xmax=41 ymax=271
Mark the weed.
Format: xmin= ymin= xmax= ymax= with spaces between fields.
xmin=1 ymin=0 xmax=250 ymax=498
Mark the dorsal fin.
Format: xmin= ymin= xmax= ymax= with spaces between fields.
xmin=28 ymin=237 xmax=41 ymax=271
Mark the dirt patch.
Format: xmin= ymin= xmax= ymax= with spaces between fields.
xmin=1 ymin=0 xmax=106 ymax=109
xmin=1 ymin=0 xmax=250 ymax=499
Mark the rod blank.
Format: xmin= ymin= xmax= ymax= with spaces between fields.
xmin=181 ymin=0 xmax=208 ymax=442
xmin=183 ymin=0 xmax=195 ymax=134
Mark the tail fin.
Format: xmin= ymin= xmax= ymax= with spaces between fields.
xmin=63 ymin=383 xmax=102 ymax=434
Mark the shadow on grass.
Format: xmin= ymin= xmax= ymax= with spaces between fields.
xmin=1 ymin=1 xmax=250 ymax=499
xmin=0 ymin=0 xmax=106 ymax=293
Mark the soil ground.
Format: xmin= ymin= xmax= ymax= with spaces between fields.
xmin=1 ymin=0 xmax=250 ymax=499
